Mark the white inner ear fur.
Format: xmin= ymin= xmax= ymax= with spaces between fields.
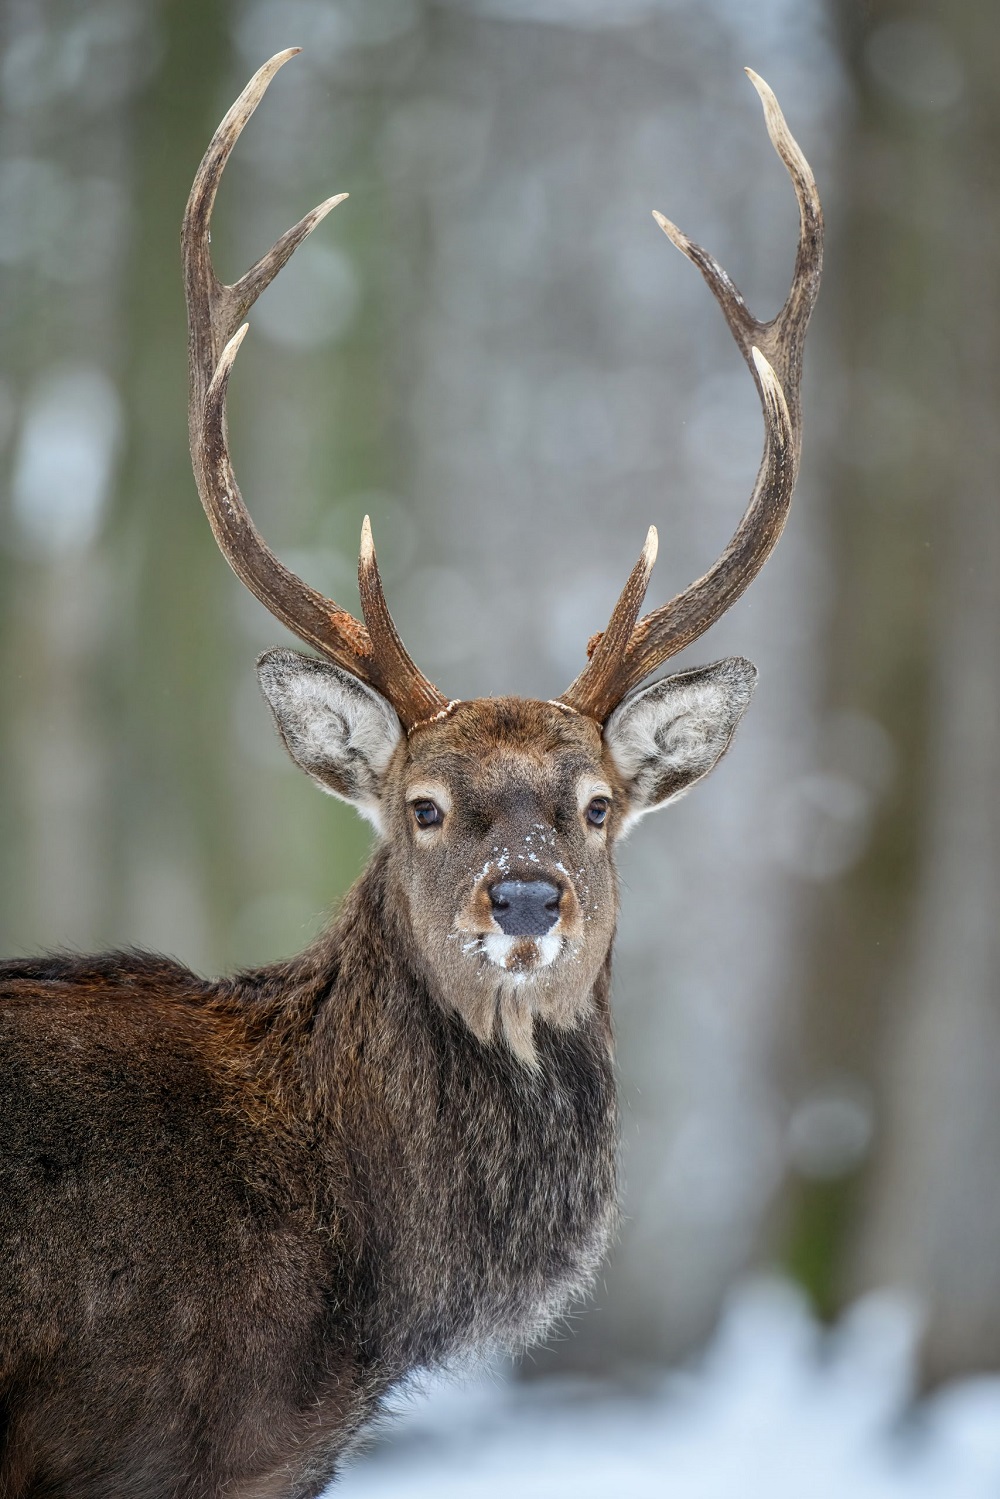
xmin=604 ymin=658 xmax=757 ymax=833
xmin=257 ymin=648 xmax=403 ymax=833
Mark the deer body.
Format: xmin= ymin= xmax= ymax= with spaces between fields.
xmin=0 ymin=52 xmax=821 ymax=1499
xmin=0 ymin=842 xmax=616 ymax=1496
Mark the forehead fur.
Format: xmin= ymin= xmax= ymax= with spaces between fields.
xmin=406 ymin=698 xmax=605 ymax=778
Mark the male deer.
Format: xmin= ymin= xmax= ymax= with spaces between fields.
xmin=0 ymin=51 xmax=821 ymax=1499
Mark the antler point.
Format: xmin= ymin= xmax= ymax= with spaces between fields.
xmin=209 ymin=324 xmax=250 ymax=398
xmin=750 ymin=345 xmax=773 ymax=378
xmin=744 ymin=68 xmax=773 ymax=104
xmin=359 ymin=514 xmax=375 ymax=564
xmin=653 ymin=210 xmax=687 ymax=252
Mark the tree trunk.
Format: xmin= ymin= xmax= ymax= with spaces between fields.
xmin=780 ymin=0 xmax=1000 ymax=1380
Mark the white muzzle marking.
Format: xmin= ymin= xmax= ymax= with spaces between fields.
xmin=482 ymin=932 xmax=562 ymax=974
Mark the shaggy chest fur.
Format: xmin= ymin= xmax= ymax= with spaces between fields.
xmin=0 ymin=858 xmax=618 ymax=1499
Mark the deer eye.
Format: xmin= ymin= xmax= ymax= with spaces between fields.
xmin=586 ymin=797 xmax=610 ymax=828
xmin=412 ymin=800 xmax=444 ymax=829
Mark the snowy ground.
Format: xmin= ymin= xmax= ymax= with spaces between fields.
xmin=336 ymin=1280 xmax=1000 ymax=1498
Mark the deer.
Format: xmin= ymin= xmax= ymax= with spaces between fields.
xmin=0 ymin=50 xmax=821 ymax=1499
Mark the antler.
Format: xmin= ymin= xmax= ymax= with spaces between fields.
xmin=560 ymin=71 xmax=823 ymax=723
xmin=183 ymin=50 xmax=449 ymax=730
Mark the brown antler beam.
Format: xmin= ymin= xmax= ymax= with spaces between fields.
xmin=184 ymin=49 xmax=449 ymax=730
xmin=560 ymin=70 xmax=822 ymax=723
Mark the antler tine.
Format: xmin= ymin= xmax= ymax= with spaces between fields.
xmin=358 ymin=518 xmax=455 ymax=725
xmin=184 ymin=49 xmax=304 ymax=390
xmin=572 ymin=527 xmax=659 ymax=712
xmin=183 ymin=50 xmax=448 ymax=730
xmin=560 ymin=73 xmax=822 ymax=722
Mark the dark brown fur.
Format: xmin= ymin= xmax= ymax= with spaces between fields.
xmin=0 ymin=700 xmax=620 ymax=1498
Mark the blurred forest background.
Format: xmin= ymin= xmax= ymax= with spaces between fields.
xmin=1 ymin=0 xmax=998 ymax=1390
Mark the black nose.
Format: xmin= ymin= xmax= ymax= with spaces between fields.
xmin=489 ymin=880 xmax=562 ymax=938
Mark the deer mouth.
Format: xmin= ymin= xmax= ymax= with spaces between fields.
xmin=481 ymin=931 xmax=563 ymax=978
xmin=451 ymin=921 xmax=569 ymax=986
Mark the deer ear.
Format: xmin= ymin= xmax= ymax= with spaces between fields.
xmin=257 ymin=648 xmax=403 ymax=830
xmin=604 ymin=658 xmax=756 ymax=830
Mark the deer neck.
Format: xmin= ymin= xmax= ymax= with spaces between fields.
xmin=277 ymin=850 xmax=620 ymax=1368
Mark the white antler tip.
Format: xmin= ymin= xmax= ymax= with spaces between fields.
xmin=306 ymin=192 xmax=349 ymax=234
xmin=751 ymin=347 xmax=791 ymax=436
xmin=750 ymin=345 xmax=772 ymax=378
xmin=359 ymin=514 xmax=375 ymax=563
xmin=643 ymin=525 xmax=659 ymax=569
xmin=237 ymin=49 xmax=303 ymax=120
xmin=222 ymin=322 xmax=249 ymax=366
xmin=743 ymin=68 xmax=815 ymax=195
xmin=206 ymin=325 xmax=249 ymax=405
xmin=251 ymin=48 xmax=302 ymax=92
xmin=652 ymin=210 xmax=687 ymax=251
xmin=744 ymin=68 xmax=779 ymax=112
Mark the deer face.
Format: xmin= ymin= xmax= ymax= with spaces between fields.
xmin=258 ymin=650 xmax=755 ymax=1064
xmin=386 ymin=697 xmax=620 ymax=1051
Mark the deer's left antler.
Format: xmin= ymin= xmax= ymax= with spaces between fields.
xmin=559 ymin=70 xmax=823 ymax=723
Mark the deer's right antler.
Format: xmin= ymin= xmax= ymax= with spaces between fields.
xmin=183 ymin=49 xmax=450 ymax=731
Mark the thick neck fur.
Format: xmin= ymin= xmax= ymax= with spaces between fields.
xmin=214 ymin=847 xmax=620 ymax=1377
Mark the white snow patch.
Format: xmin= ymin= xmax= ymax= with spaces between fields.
xmin=535 ymin=933 xmax=560 ymax=968
xmin=336 ymin=1278 xmax=1000 ymax=1499
xmin=482 ymin=933 xmax=515 ymax=968
xmin=481 ymin=932 xmax=561 ymax=972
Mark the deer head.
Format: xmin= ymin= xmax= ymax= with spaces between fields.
xmin=183 ymin=52 xmax=821 ymax=1063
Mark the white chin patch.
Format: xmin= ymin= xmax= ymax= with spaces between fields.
xmin=482 ymin=932 xmax=562 ymax=975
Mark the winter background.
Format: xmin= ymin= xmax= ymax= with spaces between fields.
xmin=2 ymin=0 xmax=999 ymax=1492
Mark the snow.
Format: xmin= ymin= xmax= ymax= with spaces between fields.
xmin=336 ymin=1279 xmax=1000 ymax=1498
